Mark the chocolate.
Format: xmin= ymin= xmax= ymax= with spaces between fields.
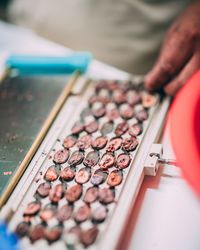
xmin=68 ymin=151 xmax=84 ymax=166
xmin=74 ymin=204 xmax=91 ymax=223
xmin=83 ymin=151 xmax=99 ymax=168
xmin=85 ymin=121 xmax=99 ymax=134
xmin=40 ymin=206 xmax=55 ymax=222
xmin=68 ymin=226 xmax=82 ymax=238
xmin=36 ymin=182 xmax=51 ymax=198
xmin=65 ymin=184 xmax=82 ymax=203
xmin=92 ymin=107 xmax=106 ymax=119
xmin=106 ymin=137 xmax=122 ymax=153
xmin=44 ymin=166 xmax=58 ymax=182
xmin=126 ymin=90 xmax=141 ymax=106
xmin=113 ymin=90 xmax=126 ymax=105
xmin=24 ymin=201 xmax=41 ymax=216
xmin=15 ymin=222 xmax=29 ymax=238
xmin=92 ymin=206 xmax=107 ymax=223
xmin=91 ymin=169 xmax=108 ymax=185
xmin=95 ymin=80 xmax=108 ymax=92
xmin=75 ymin=168 xmax=91 ymax=184
xmin=88 ymin=95 xmax=99 ymax=105
xmin=80 ymin=226 xmax=99 ymax=247
xmin=71 ymin=122 xmax=84 ymax=135
xmin=142 ymin=93 xmax=156 ymax=108
xmin=57 ymin=204 xmax=73 ymax=222
xmin=63 ymin=135 xmax=77 ymax=149
xmin=92 ymin=136 xmax=108 ymax=150
xmin=77 ymin=134 xmax=92 ymax=151
xmin=100 ymin=122 xmax=114 ymax=135
xmin=135 ymin=109 xmax=148 ymax=122
xmin=107 ymin=81 xmax=120 ymax=92
xmin=115 ymin=122 xmax=129 ymax=136
xmin=29 ymin=225 xmax=45 ymax=243
xmin=120 ymin=105 xmax=134 ymax=120
xmin=122 ymin=137 xmax=138 ymax=152
xmin=53 ymin=149 xmax=69 ymax=164
xmin=83 ymin=186 xmax=99 ymax=203
xmin=49 ymin=184 xmax=64 ymax=203
xmin=116 ymin=153 xmax=131 ymax=169
xmin=60 ymin=167 xmax=75 ymax=181
xmin=129 ymin=123 xmax=142 ymax=137
xmin=45 ymin=226 xmax=62 ymax=243
xmin=106 ymin=108 xmax=120 ymax=121
xmin=99 ymin=187 xmax=115 ymax=204
xmin=99 ymin=153 xmax=115 ymax=170
xmin=107 ymin=170 xmax=123 ymax=187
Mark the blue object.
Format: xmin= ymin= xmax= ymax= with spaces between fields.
xmin=0 ymin=221 xmax=19 ymax=250
xmin=6 ymin=52 xmax=92 ymax=75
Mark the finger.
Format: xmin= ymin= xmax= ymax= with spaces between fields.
xmin=164 ymin=52 xmax=200 ymax=96
xmin=145 ymin=31 xmax=194 ymax=91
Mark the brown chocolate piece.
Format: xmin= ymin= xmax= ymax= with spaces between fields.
xmin=106 ymin=108 xmax=120 ymax=121
xmin=29 ymin=225 xmax=45 ymax=243
xmin=88 ymin=95 xmax=99 ymax=105
xmin=116 ymin=153 xmax=131 ymax=169
xmin=92 ymin=136 xmax=108 ymax=150
xmin=107 ymin=170 xmax=123 ymax=187
xmin=122 ymin=137 xmax=138 ymax=152
xmin=40 ymin=206 xmax=55 ymax=222
xmin=100 ymin=122 xmax=114 ymax=135
xmin=53 ymin=149 xmax=69 ymax=164
xmin=99 ymin=187 xmax=115 ymax=204
xmin=24 ymin=201 xmax=41 ymax=216
xmin=74 ymin=204 xmax=91 ymax=223
xmin=120 ymin=105 xmax=134 ymax=120
xmin=85 ymin=121 xmax=99 ymax=134
xmin=126 ymin=90 xmax=141 ymax=106
xmin=91 ymin=169 xmax=108 ymax=186
xmin=95 ymin=80 xmax=108 ymax=92
xmin=92 ymin=206 xmax=107 ymax=223
xmin=113 ymin=90 xmax=126 ymax=105
xmin=75 ymin=168 xmax=91 ymax=184
xmin=57 ymin=204 xmax=73 ymax=222
xmin=92 ymin=107 xmax=106 ymax=119
xmin=15 ymin=222 xmax=29 ymax=238
xmin=60 ymin=167 xmax=75 ymax=181
xmin=36 ymin=182 xmax=51 ymax=198
xmin=45 ymin=226 xmax=62 ymax=243
xmin=71 ymin=122 xmax=84 ymax=135
xmin=135 ymin=109 xmax=148 ymax=122
xmin=99 ymin=153 xmax=115 ymax=170
xmin=83 ymin=151 xmax=99 ymax=168
xmin=49 ymin=184 xmax=64 ymax=203
xmin=83 ymin=186 xmax=99 ymax=203
xmin=80 ymin=226 xmax=99 ymax=247
xmin=129 ymin=123 xmax=142 ymax=137
xmin=63 ymin=135 xmax=77 ymax=149
xmin=44 ymin=166 xmax=58 ymax=182
xmin=77 ymin=134 xmax=92 ymax=151
xmin=65 ymin=184 xmax=82 ymax=203
xmin=106 ymin=137 xmax=122 ymax=153
xmin=68 ymin=151 xmax=84 ymax=166
xmin=115 ymin=122 xmax=129 ymax=136
xmin=142 ymin=93 xmax=156 ymax=108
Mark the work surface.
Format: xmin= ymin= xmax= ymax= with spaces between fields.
xmin=0 ymin=21 xmax=200 ymax=250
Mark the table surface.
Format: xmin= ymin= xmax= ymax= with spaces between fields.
xmin=0 ymin=21 xmax=200 ymax=250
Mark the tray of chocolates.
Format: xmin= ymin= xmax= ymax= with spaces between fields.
xmin=4 ymin=76 xmax=169 ymax=250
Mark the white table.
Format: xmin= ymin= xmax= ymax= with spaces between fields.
xmin=1 ymin=21 xmax=200 ymax=250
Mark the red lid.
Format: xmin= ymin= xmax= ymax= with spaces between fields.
xmin=169 ymin=70 xmax=200 ymax=196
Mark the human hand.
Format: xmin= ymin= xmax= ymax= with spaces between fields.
xmin=145 ymin=1 xmax=200 ymax=96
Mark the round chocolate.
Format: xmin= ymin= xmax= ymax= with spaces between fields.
xmin=36 ymin=182 xmax=51 ymax=198
xmin=65 ymin=184 xmax=82 ymax=203
xmin=128 ymin=123 xmax=142 ymax=137
xmin=100 ymin=122 xmax=114 ymax=135
xmin=40 ymin=206 xmax=55 ymax=222
xmin=83 ymin=151 xmax=99 ymax=168
xmin=15 ymin=222 xmax=29 ymax=238
xmin=75 ymin=168 xmax=91 ymax=184
xmin=106 ymin=137 xmax=122 ymax=153
xmin=77 ymin=134 xmax=92 ymax=151
xmin=135 ymin=109 xmax=148 ymax=122
xmin=126 ymin=90 xmax=141 ymax=106
xmin=29 ymin=225 xmax=45 ymax=243
xmin=115 ymin=122 xmax=129 ymax=136
xmin=92 ymin=107 xmax=106 ymax=119
xmin=44 ymin=166 xmax=58 ymax=182
xmin=24 ymin=201 xmax=41 ymax=216
xmin=116 ymin=153 xmax=131 ymax=169
xmin=85 ymin=121 xmax=99 ymax=134
xmin=106 ymin=108 xmax=120 ymax=121
xmin=92 ymin=206 xmax=107 ymax=223
xmin=60 ymin=167 xmax=75 ymax=181
xmin=91 ymin=169 xmax=108 ymax=186
xmin=45 ymin=226 xmax=62 ymax=243
xmin=120 ymin=105 xmax=134 ymax=120
xmin=107 ymin=170 xmax=123 ymax=187
xmin=57 ymin=204 xmax=73 ymax=222
xmin=99 ymin=187 xmax=115 ymax=204
xmin=63 ymin=135 xmax=77 ymax=149
xmin=83 ymin=186 xmax=99 ymax=203
xmin=68 ymin=151 xmax=84 ymax=166
xmin=49 ymin=184 xmax=64 ymax=203
xmin=92 ymin=136 xmax=108 ymax=150
xmin=53 ymin=149 xmax=69 ymax=164
xmin=74 ymin=204 xmax=91 ymax=223
xmin=122 ymin=137 xmax=138 ymax=152
xmin=113 ymin=90 xmax=126 ymax=105
xmin=99 ymin=153 xmax=115 ymax=170
xmin=80 ymin=226 xmax=99 ymax=247
xmin=71 ymin=122 xmax=84 ymax=135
